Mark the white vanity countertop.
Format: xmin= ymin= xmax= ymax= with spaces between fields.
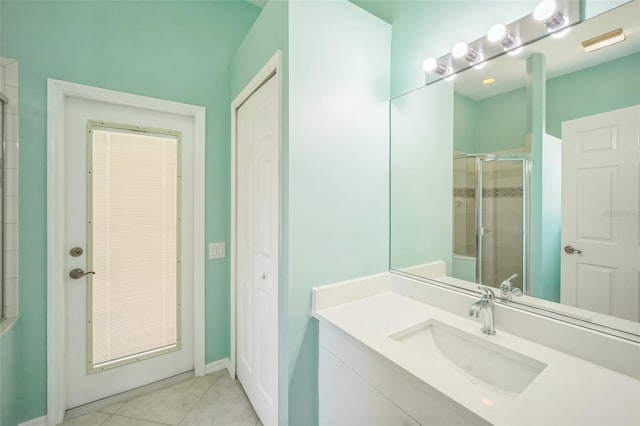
xmin=313 ymin=287 xmax=640 ymax=425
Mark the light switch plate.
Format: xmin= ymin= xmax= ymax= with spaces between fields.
xmin=209 ymin=242 xmax=226 ymax=259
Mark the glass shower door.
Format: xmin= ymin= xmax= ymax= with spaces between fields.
xmin=477 ymin=157 xmax=528 ymax=292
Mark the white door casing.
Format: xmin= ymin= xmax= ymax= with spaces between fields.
xmin=47 ymin=80 xmax=205 ymax=425
xmin=231 ymin=52 xmax=281 ymax=426
xmin=561 ymin=105 xmax=640 ymax=321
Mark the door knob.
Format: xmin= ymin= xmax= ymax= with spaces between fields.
xmin=564 ymin=245 xmax=582 ymax=254
xmin=69 ymin=268 xmax=96 ymax=279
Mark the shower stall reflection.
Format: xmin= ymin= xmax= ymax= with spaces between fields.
xmin=452 ymin=154 xmax=530 ymax=294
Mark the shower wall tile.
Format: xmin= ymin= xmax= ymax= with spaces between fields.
xmin=5 ymin=141 xmax=18 ymax=166
xmin=4 ymin=85 xmax=18 ymax=115
xmin=5 ymin=196 xmax=18 ymax=224
xmin=4 ymin=61 xmax=17 ymax=86
xmin=6 ymin=113 xmax=18 ymax=141
xmin=1 ymin=57 xmax=19 ymax=320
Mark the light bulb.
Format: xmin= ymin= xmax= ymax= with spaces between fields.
xmin=452 ymin=42 xmax=470 ymax=58
xmin=452 ymin=42 xmax=481 ymax=63
xmin=533 ymin=0 xmax=566 ymax=31
xmin=487 ymin=24 xmax=507 ymax=43
xmin=423 ymin=57 xmax=438 ymax=72
xmin=533 ymin=0 xmax=557 ymax=22
xmin=487 ymin=24 xmax=520 ymax=50
xmin=422 ymin=57 xmax=449 ymax=75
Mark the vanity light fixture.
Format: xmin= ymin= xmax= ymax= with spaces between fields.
xmin=533 ymin=0 xmax=569 ymax=32
xmin=487 ymin=24 xmax=523 ymax=55
xmin=423 ymin=57 xmax=450 ymax=75
xmin=582 ymin=28 xmax=626 ymax=52
xmin=487 ymin=24 xmax=520 ymax=49
xmin=452 ymin=42 xmax=482 ymax=64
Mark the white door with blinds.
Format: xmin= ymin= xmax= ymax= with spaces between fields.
xmin=64 ymin=96 xmax=195 ymax=409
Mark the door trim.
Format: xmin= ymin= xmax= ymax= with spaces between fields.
xmin=46 ymin=79 xmax=206 ymax=426
xmin=229 ymin=50 xmax=281 ymax=392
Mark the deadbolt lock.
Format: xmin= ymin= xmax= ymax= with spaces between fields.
xmin=70 ymin=247 xmax=84 ymax=257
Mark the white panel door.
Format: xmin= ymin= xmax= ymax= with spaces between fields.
xmin=561 ymin=105 xmax=640 ymax=321
xmin=236 ymin=74 xmax=279 ymax=425
xmin=64 ymin=96 xmax=195 ymax=408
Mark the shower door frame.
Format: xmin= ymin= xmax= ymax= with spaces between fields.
xmin=454 ymin=153 xmax=531 ymax=293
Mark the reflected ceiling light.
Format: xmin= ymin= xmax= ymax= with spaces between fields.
xmin=551 ymin=26 xmax=571 ymax=39
xmin=507 ymin=46 xmax=524 ymax=56
xmin=533 ymin=0 xmax=568 ymax=31
xmin=482 ymin=77 xmax=496 ymax=85
xmin=452 ymin=42 xmax=482 ymax=64
xmin=487 ymin=24 xmax=521 ymax=50
xmin=423 ymin=57 xmax=450 ymax=75
xmin=582 ymin=28 xmax=626 ymax=52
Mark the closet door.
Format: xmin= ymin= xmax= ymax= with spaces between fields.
xmin=236 ymin=73 xmax=279 ymax=426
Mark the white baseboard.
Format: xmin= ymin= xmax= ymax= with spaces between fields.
xmin=205 ymin=357 xmax=230 ymax=376
xmin=19 ymin=416 xmax=47 ymax=426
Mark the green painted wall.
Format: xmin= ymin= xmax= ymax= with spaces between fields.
xmin=546 ymin=52 xmax=640 ymax=138
xmin=453 ymin=92 xmax=477 ymax=153
xmin=391 ymin=82 xmax=454 ymax=273
xmin=229 ymin=1 xmax=290 ymax=423
xmin=288 ymin=2 xmax=390 ymax=424
xmin=0 ymin=1 xmax=260 ymax=424
xmin=476 ymin=87 xmax=528 ymax=153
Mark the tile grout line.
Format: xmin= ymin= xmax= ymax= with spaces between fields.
xmin=105 ymin=413 xmax=174 ymax=426
xmin=176 ymin=372 xmax=225 ymax=426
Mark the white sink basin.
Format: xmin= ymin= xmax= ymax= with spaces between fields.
xmin=390 ymin=319 xmax=547 ymax=395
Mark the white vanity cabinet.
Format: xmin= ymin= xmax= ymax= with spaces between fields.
xmin=320 ymin=345 xmax=418 ymax=426
xmin=318 ymin=322 xmax=489 ymax=426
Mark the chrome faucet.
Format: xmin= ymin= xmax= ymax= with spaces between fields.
xmin=468 ymin=286 xmax=496 ymax=335
xmin=499 ymin=273 xmax=523 ymax=302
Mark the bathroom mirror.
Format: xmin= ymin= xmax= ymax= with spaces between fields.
xmin=390 ymin=0 xmax=640 ymax=340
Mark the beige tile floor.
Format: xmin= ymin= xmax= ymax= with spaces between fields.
xmin=60 ymin=371 xmax=263 ymax=426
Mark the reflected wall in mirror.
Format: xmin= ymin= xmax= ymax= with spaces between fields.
xmin=390 ymin=0 xmax=640 ymax=339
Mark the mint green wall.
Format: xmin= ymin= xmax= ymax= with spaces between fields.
xmin=0 ymin=2 xmax=260 ymax=424
xmin=230 ymin=1 xmax=290 ymax=424
xmin=288 ymin=2 xmax=390 ymax=424
xmin=546 ymin=52 xmax=640 ymax=138
xmin=537 ymin=133 xmax=561 ymax=301
xmin=390 ymin=1 xmax=539 ymax=98
xmin=391 ymin=82 xmax=453 ymax=273
xmin=454 ymin=93 xmax=477 ymax=153
xmin=527 ymin=53 xmax=547 ymax=300
xmin=452 ymin=255 xmax=476 ymax=282
xmin=476 ymin=87 xmax=527 ymax=153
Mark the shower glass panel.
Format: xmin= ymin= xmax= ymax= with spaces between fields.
xmin=452 ymin=157 xmax=476 ymax=258
xmin=479 ymin=158 xmax=526 ymax=291
xmin=0 ymin=95 xmax=5 ymax=320
xmin=452 ymin=154 xmax=529 ymax=293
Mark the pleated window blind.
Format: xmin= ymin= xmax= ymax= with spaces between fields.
xmin=90 ymin=128 xmax=180 ymax=369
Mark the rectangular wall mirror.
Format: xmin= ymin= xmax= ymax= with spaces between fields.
xmin=390 ymin=0 xmax=640 ymax=341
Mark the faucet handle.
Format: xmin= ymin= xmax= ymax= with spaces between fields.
xmin=477 ymin=286 xmax=495 ymax=300
xmin=499 ymin=274 xmax=523 ymax=301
